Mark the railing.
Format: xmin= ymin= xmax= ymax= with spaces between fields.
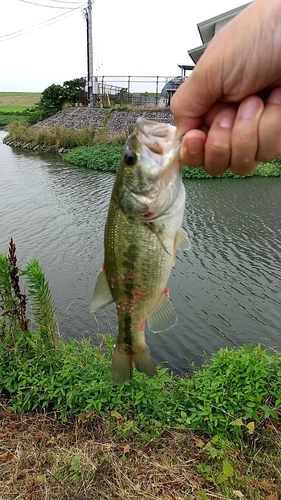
xmin=79 ymin=75 xmax=189 ymax=108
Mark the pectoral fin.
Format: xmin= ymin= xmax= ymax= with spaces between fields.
xmin=147 ymin=290 xmax=178 ymax=333
xmin=90 ymin=268 xmax=114 ymax=313
xmin=146 ymin=222 xmax=172 ymax=256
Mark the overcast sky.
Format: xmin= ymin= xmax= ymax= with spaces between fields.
xmin=1 ymin=0 xmax=247 ymax=92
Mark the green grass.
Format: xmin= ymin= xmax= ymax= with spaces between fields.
xmin=5 ymin=121 xmax=126 ymax=150
xmin=0 ymin=92 xmax=41 ymax=128
xmin=1 ymin=242 xmax=280 ymax=438
xmin=63 ymin=144 xmax=281 ymax=178
xmin=0 ymin=105 xmax=31 ymax=113
xmin=0 ymin=114 xmax=27 ymax=128
xmin=3 ymin=106 xmax=281 ymax=179
xmin=5 ymin=122 xmax=97 ymax=148
xmin=0 ymin=240 xmax=280 ymax=500
xmin=0 ymin=91 xmax=41 ymax=107
xmin=63 ymin=143 xmax=124 ymax=170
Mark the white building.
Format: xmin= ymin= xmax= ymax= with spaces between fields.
xmin=178 ymin=2 xmax=251 ymax=76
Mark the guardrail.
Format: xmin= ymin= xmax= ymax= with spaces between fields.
xmin=79 ymin=75 xmax=188 ymax=107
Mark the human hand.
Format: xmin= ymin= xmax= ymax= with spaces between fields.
xmin=171 ymin=0 xmax=281 ymax=175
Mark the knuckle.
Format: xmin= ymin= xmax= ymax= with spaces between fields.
xmin=257 ymin=146 xmax=281 ymax=162
xmin=206 ymin=139 xmax=229 ymax=158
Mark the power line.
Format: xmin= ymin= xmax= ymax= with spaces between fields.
xmin=40 ymin=0 xmax=83 ymax=3
xmin=18 ymin=0 xmax=84 ymax=9
xmin=0 ymin=7 xmax=81 ymax=41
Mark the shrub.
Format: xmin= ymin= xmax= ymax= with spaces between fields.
xmin=178 ymin=345 xmax=281 ymax=437
xmin=64 ymin=146 xmax=281 ymax=178
xmin=1 ymin=241 xmax=280 ymax=441
xmin=63 ymin=143 xmax=125 ymax=171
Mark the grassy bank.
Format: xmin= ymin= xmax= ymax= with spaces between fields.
xmin=4 ymin=117 xmax=281 ymax=178
xmin=1 ymin=240 xmax=281 ymax=499
xmin=5 ymin=121 xmax=126 ymax=150
xmin=0 ymin=91 xmax=41 ymax=107
xmin=64 ymin=144 xmax=281 ymax=179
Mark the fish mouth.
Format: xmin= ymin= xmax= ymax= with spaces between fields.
xmin=121 ymin=118 xmax=183 ymax=220
xmin=130 ymin=118 xmax=183 ymax=171
xmin=136 ymin=117 xmax=183 ymax=145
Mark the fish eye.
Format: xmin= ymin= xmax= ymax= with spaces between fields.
xmin=124 ymin=150 xmax=137 ymax=166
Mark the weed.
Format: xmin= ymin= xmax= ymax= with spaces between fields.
xmin=63 ymin=143 xmax=124 ymax=171
xmin=63 ymin=145 xmax=281 ymax=178
xmin=0 ymin=240 xmax=280 ymax=499
xmin=178 ymin=345 xmax=281 ymax=437
xmin=1 ymin=241 xmax=280 ymax=443
xmin=6 ymin=123 xmax=97 ymax=149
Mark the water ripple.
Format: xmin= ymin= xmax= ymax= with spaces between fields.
xmin=1 ymin=131 xmax=280 ymax=372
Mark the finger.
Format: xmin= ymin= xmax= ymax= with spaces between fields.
xmin=256 ymin=88 xmax=281 ymax=162
xmin=180 ymin=129 xmax=206 ymax=167
xmin=171 ymin=73 xmax=212 ymax=135
xmin=229 ymin=96 xmax=264 ymax=175
xmin=202 ymin=102 xmax=238 ymax=129
xmin=204 ymin=108 xmax=236 ymax=175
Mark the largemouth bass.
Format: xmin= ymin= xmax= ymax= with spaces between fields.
xmin=90 ymin=118 xmax=189 ymax=385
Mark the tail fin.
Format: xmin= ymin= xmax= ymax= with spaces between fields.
xmin=111 ymin=345 xmax=157 ymax=385
xmin=111 ymin=349 xmax=133 ymax=385
xmin=134 ymin=348 xmax=157 ymax=378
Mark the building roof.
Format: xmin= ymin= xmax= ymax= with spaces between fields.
xmin=188 ymin=2 xmax=251 ymax=64
xmin=177 ymin=64 xmax=195 ymax=71
xmin=188 ymin=43 xmax=209 ymax=64
xmin=198 ymin=2 xmax=251 ymax=44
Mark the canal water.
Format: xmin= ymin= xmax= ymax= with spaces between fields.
xmin=1 ymin=130 xmax=280 ymax=372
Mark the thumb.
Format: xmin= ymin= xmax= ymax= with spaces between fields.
xmin=171 ymin=67 xmax=218 ymax=135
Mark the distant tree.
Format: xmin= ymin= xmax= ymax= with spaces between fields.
xmin=38 ymin=78 xmax=81 ymax=119
xmin=39 ymin=84 xmax=67 ymax=118
xmin=63 ymin=78 xmax=80 ymax=103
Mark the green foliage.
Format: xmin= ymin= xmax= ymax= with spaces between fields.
xmin=182 ymin=158 xmax=281 ymax=179
xmin=6 ymin=122 xmax=96 ymax=149
xmin=0 ymin=239 xmax=28 ymax=336
xmin=177 ymin=345 xmax=281 ymax=437
xmin=22 ymin=260 xmax=57 ymax=346
xmin=64 ymin=145 xmax=281 ymax=177
xmin=0 ymin=114 xmax=27 ymax=128
xmin=63 ymin=143 xmax=125 ymax=171
xmin=0 ymin=106 xmax=29 ymax=113
xmin=25 ymin=108 xmax=44 ymax=125
xmin=0 ymin=242 xmax=280 ymax=442
xmin=37 ymin=78 xmax=80 ymax=119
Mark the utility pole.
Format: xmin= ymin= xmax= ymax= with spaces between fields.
xmin=83 ymin=0 xmax=94 ymax=107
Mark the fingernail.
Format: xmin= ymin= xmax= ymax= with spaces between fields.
xmin=187 ymin=139 xmax=203 ymax=155
xmin=218 ymin=112 xmax=235 ymax=128
xmin=267 ymin=88 xmax=281 ymax=104
xmin=240 ymin=97 xmax=263 ymax=119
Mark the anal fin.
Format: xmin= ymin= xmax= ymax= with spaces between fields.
xmin=147 ymin=291 xmax=178 ymax=333
xmin=90 ymin=268 xmax=114 ymax=313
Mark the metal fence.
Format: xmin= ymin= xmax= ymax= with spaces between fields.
xmin=79 ymin=75 xmax=188 ymax=108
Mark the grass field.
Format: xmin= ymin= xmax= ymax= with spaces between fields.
xmin=0 ymin=92 xmax=42 ymax=128
xmin=0 ymin=91 xmax=41 ymax=108
xmin=0 ymin=105 xmax=32 ymax=113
